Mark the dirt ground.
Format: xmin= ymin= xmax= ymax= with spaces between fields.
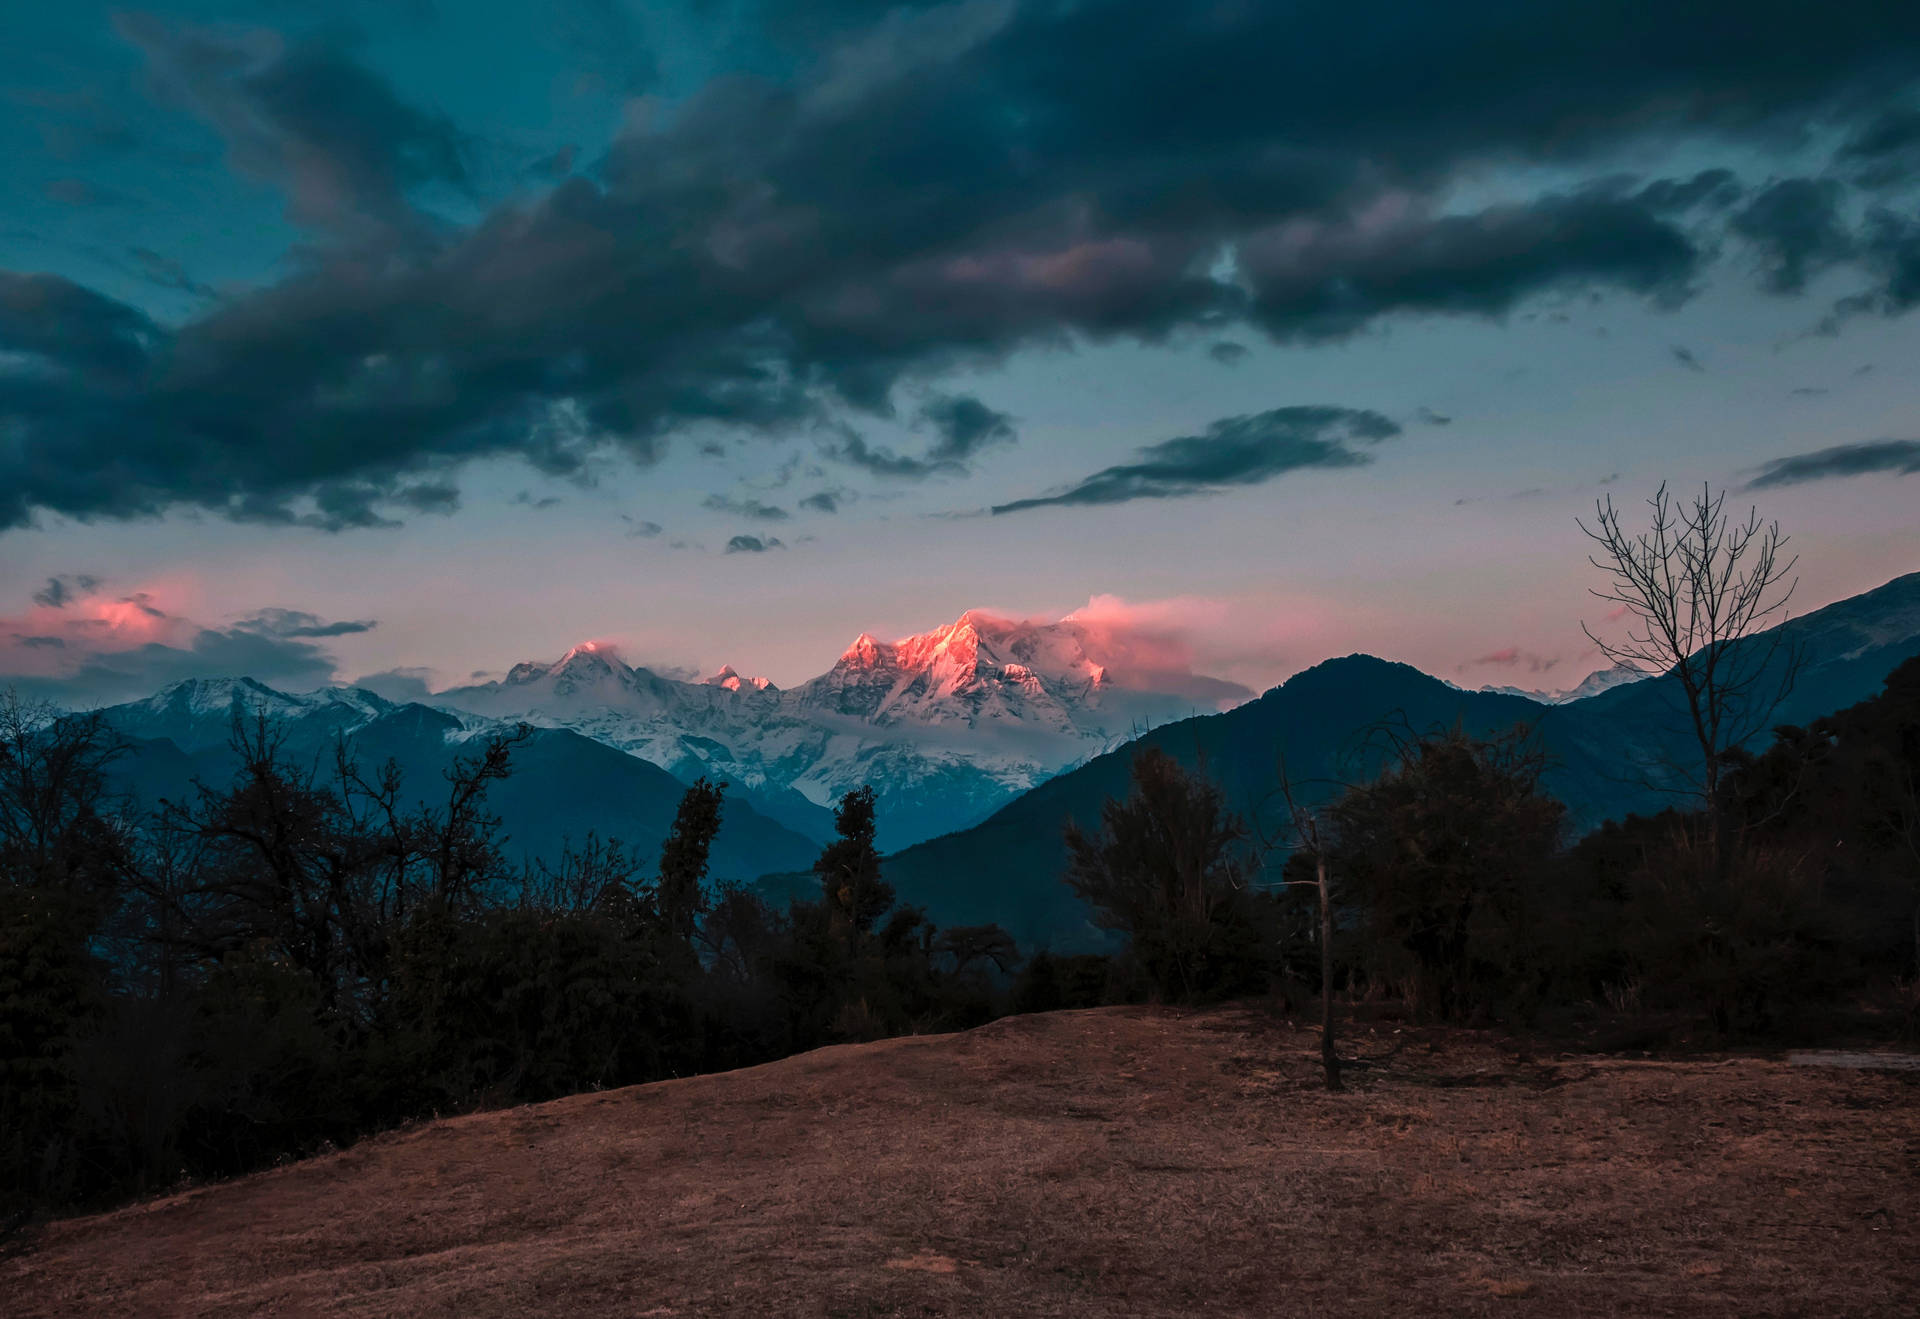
xmin=5 ymin=1005 xmax=1917 ymax=1317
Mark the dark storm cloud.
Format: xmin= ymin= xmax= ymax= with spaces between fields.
xmin=0 ymin=272 xmax=159 ymax=378
xmin=621 ymin=514 xmax=664 ymax=538
xmin=1839 ymin=105 xmax=1920 ymax=188
xmin=823 ymin=432 xmax=948 ymax=480
xmin=32 ymin=575 xmax=100 ymax=609
xmin=1237 ymin=188 xmax=1702 ymax=340
xmin=992 ymin=405 xmax=1399 ymax=515
xmin=1208 ymin=341 xmax=1249 ymax=365
xmin=821 ymin=395 xmax=1013 ymax=480
xmin=5 ymin=2 xmax=1920 ymax=531
xmin=395 ymin=480 xmax=461 ymax=514
xmin=1730 ymin=179 xmax=1854 ymax=293
xmin=1671 ymin=345 xmax=1705 ymax=371
xmin=703 ymin=493 xmax=791 ymax=521
xmin=1746 ymin=439 xmax=1920 ymax=488
xmin=725 ymin=534 xmax=784 ymax=553
xmin=1633 ymin=169 xmax=1742 ymax=214
xmin=799 ymin=489 xmax=847 ymax=513
xmin=918 ymin=394 xmax=1015 ymax=463
xmin=1827 ymin=209 xmax=1920 ymax=324
xmin=115 ymin=13 xmax=468 ymax=240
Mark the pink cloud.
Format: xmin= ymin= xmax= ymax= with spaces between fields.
xmin=1060 ymin=591 xmax=1362 ymax=702
xmin=1 ymin=577 xmax=372 ymax=706
xmin=1059 ymin=594 xmax=1240 ymax=702
xmin=0 ymin=580 xmax=185 ymax=678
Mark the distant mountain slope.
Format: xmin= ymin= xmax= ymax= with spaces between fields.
xmin=432 ymin=610 xmax=1246 ymax=850
xmin=99 ymin=679 xmax=819 ymax=885
xmin=882 ymin=572 xmax=1920 ymax=949
xmin=1578 ymin=570 xmax=1920 ymax=729
xmin=877 ymin=657 xmax=1628 ymax=948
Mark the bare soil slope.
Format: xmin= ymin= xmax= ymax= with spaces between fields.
xmin=6 ymin=1007 xmax=1917 ymax=1317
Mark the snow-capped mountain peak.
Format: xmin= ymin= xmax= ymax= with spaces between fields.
xmin=1558 ymin=663 xmax=1651 ymax=702
xmin=792 ymin=609 xmax=1203 ymax=733
xmin=145 ymin=675 xmax=292 ymax=717
xmin=1476 ymin=662 xmax=1649 ymax=704
xmin=494 ymin=642 xmax=654 ymax=703
xmin=705 ymin=664 xmax=775 ymax=692
xmin=839 ymin=632 xmax=886 ymax=667
xmin=553 ymin=641 xmax=627 ymax=676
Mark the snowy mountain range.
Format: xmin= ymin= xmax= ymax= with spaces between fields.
xmin=107 ymin=676 xmax=400 ymax=750
xmin=428 ymin=610 xmax=1250 ymax=849
xmin=1476 ymin=662 xmax=1650 ymax=704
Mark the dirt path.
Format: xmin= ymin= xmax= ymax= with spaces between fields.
xmin=5 ymin=1006 xmax=1917 ymax=1317
xmin=1790 ymin=1050 xmax=1920 ymax=1071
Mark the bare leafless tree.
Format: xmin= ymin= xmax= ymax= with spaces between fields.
xmin=1579 ymin=482 xmax=1802 ymax=866
xmin=1246 ymin=755 xmax=1344 ymax=1091
xmin=521 ymin=831 xmax=642 ymax=914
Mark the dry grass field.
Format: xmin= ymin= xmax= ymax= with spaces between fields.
xmin=5 ymin=1005 xmax=1917 ymax=1317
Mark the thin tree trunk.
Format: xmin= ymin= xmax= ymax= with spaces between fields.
xmin=1910 ymin=896 xmax=1919 ymax=986
xmin=1318 ymin=853 xmax=1342 ymax=1092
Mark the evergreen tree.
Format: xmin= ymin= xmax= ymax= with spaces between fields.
xmin=814 ymin=786 xmax=892 ymax=940
xmin=657 ymin=778 xmax=726 ymax=942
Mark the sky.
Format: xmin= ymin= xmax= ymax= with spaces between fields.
xmin=3 ymin=1 xmax=1919 ymax=706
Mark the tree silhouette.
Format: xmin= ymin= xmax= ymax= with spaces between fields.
xmin=1064 ymin=747 xmax=1257 ymax=1002
xmin=1580 ymin=482 xmax=1801 ymax=870
xmin=657 ymin=777 xmax=726 ymax=943
xmin=815 ymin=786 xmax=893 ymax=942
xmin=1328 ymin=726 xmax=1564 ymax=1020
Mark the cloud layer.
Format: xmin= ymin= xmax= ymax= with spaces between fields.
xmin=3 ymin=3 xmax=1920 ymax=530
xmin=993 ymin=405 xmax=1400 ymax=514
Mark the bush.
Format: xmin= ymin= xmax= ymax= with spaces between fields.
xmin=1011 ymin=952 xmax=1130 ymax=1013
xmin=1616 ymin=835 xmax=1850 ymax=1034
xmin=1063 ymin=748 xmax=1271 ymax=1002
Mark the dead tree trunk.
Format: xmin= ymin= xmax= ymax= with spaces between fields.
xmin=1316 ymin=850 xmax=1341 ymax=1091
